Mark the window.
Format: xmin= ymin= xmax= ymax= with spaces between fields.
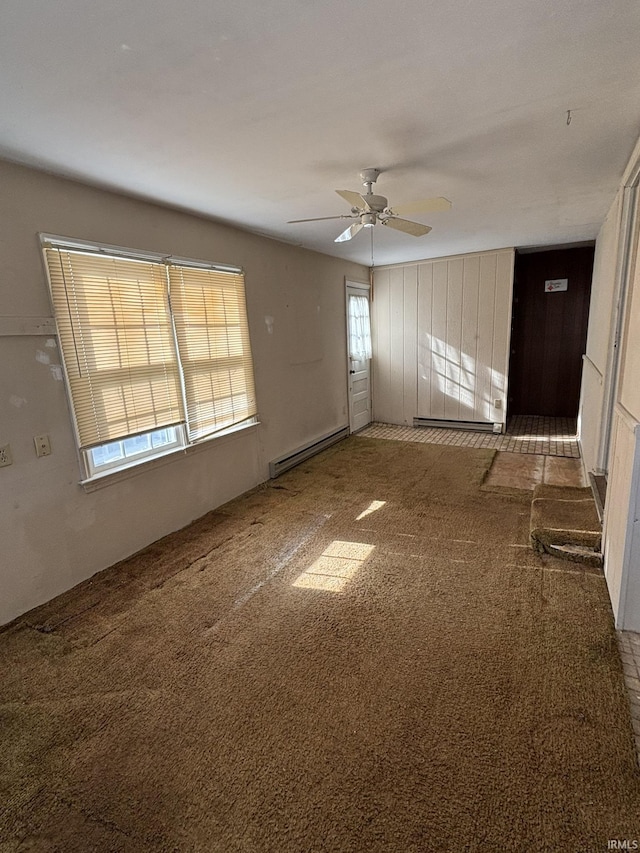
xmin=42 ymin=237 xmax=257 ymax=480
xmin=347 ymin=293 xmax=372 ymax=361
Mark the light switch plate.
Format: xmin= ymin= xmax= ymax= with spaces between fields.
xmin=34 ymin=434 xmax=51 ymax=457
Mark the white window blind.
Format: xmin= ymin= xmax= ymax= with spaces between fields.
xmin=45 ymin=247 xmax=184 ymax=449
xmin=169 ymin=265 xmax=257 ymax=441
xmin=348 ymin=293 xmax=372 ymax=361
xmin=43 ymin=241 xmax=257 ymax=467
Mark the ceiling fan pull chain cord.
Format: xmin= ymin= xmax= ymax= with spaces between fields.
xmin=370 ymin=224 xmax=374 ymax=269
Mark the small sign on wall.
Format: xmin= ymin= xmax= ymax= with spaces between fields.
xmin=545 ymin=278 xmax=568 ymax=293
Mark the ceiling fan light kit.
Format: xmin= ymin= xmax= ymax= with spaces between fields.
xmin=288 ymin=168 xmax=451 ymax=243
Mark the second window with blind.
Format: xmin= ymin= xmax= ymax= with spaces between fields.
xmin=42 ymin=237 xmax=257 ymax=481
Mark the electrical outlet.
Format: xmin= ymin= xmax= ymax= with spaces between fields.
xmin=0 ymin=444 xmax=13 ymax=467
xmin=494 ymin=399 xmax=502 ymax=410
xmin=34 ymin=434 xmax=51 ymax=457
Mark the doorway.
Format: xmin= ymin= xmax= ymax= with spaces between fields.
xmin=346 ymin=280 xmax=372 ymax=433
xmin=508 ymin=247 xmax=594 ymax=418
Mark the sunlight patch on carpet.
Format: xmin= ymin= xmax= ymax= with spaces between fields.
xmin=355 ymin=500 xmax=387 ymax=521
xmin=292 ymin=540 xmax=375 ymax=592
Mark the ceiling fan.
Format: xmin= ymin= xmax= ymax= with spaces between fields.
xmin=288 ymin=168 xmax=451 ymax=243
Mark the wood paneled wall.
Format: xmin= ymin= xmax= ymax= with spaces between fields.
xmin=372 ymin=249 xmax=514 ymax=426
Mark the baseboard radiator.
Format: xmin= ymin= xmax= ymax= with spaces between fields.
xmin=269 ymin=426 xmax=350 ymax=479
xmin=413 ymin=417 xmax=499 ymax=433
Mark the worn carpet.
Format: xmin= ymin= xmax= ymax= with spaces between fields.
xmin=1 ymin=437 xmax=639 ymax=852
xmin=530 ymin=484 xmax=603 ymax=567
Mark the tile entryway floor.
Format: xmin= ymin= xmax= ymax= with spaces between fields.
xmin=360 ymin=415 xmax=580 ymax=457
xmin=619 ymin=632 xmax=640 ymax=762
xmin=359 ymin=415 xmax=640 ymax=767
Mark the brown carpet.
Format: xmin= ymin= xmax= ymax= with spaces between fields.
xmin=1 ymin=437 xmax=639 ymax=851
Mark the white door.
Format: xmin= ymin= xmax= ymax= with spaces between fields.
xmin=346 ymin=281 xmax=372 ymax=433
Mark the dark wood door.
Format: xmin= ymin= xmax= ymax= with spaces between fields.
xmin=508 ymin=247 xmax=594 ymax=418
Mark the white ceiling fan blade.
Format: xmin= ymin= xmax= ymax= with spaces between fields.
xmin=390 ymin=197 xmax=452 ymax=216
xmin=382 ymin=217 xmax=432 ymax=237
xmin=335 ymin=222 xmax=364 ymax=243
xmin=288 ymin=214 xmax=356 ymax=223
xmin=336 ymin=189 xmax=369 ymax=209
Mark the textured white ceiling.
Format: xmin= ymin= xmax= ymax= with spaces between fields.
xmin=2 ymin=0 xmax=639 ymax=265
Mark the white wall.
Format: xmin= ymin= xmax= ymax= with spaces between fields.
xmin=583 ymin=134 xmax=640 ymax=631
xmin=605 ymin=408 xmax=640 ymax=627
xmin=372 ymin=249 xmax=514 ymax=427
xmin=0 ymin=159 xmax=367 ymax=625
xmin=578 ymin=190 xmax=623 ymax=474
xmin=605 ymin=198 xmax=640 ymax=629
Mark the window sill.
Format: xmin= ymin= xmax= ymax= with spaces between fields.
xmin=81 ymin=420 xmax=259 ymax=493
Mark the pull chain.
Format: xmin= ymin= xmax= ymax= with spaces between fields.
xmin=370 ymin=224 xmax=374 ymax=268
xmin=369 ymin=223 xmax=375 ymax=292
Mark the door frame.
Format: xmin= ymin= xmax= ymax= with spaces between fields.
xmin=345 ymin=278 xmax=372 ymax=433
xmin=597 ymin=155 xmax=640 ymax=474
